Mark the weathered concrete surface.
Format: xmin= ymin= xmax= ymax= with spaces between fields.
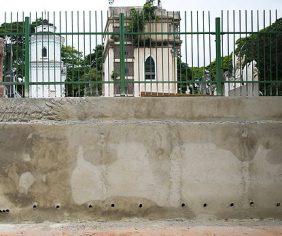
xmin=0 ymin=97 xmax=281 ymax=223
xmin=0 ymin=97 xmax=281 ymax=122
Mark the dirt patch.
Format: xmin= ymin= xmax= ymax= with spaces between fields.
xmin=0 ymin=219 xmax=281 ymax=236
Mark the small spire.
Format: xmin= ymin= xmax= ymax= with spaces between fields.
xmin=145 ymin=0 xmax=162 ymax=8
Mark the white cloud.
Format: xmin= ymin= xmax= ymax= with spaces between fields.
xmin=0 ymin=0 xmax=281 ymax=67
xmin=0 ymin=0 xmax=281 ymax=12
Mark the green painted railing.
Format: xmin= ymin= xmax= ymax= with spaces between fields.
xmin=24 ymin=16 xmax=30 ymax=97
xmin=0 ymin=10 xmax=281 ymax=98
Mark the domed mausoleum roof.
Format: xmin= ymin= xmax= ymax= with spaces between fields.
xmin=35 ymin=19 xmax=56 ymax=33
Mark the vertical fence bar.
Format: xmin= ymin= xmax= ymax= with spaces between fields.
xmin=24 ymin=16 xmax=30 ymax=98
xmin=119 ymin=13 xmax=126 ymax=96
xmin=215 ymin=17 xmax=223 ymax=96
xmin=0 ymin=38 xmax=4 ymax=97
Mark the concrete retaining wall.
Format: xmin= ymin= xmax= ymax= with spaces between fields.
xmin=0 ymin=97 xmax=281 ymax=222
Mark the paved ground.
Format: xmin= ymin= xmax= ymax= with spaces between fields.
xmin=0 ymin=219 xmax=281 ymax=236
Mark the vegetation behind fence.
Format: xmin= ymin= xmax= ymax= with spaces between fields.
xmin=0 ymin=4 xmax=281 ymax=98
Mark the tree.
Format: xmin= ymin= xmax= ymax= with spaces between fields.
xmin=0 ymin=18 xmax=55 ymax=96
xmin=61 ymin=45 xmax=83 ymax=67
xmin=59 ymin=45 xmax=84 ymax=96
xmin=192 ymin=67 xmax=205 ymax=79
xmin=0 ymin=21 xmax=25 ymax=81
xmin=64 ymin=45 xmax=104 ymax=97
xmin=235 ymin=18 xmax=282 ymax=95
xmin=189 ymin=56 xmax=232 ymax=95
xmin=0 ymin=18 xmax=104 ymax=97
xmin=0 ymin=18 xmax=53 ymax=79
xmin=206 ymin=55 xmax=233 ymax=81
xmin=128 ymin=2 xmax=156 ymax=33
xmin=83 ymin=44 xmax=104 ymax=71
xmin=81 ymin=68 xmax=103 ymax=96
xmin=177 ymin=58 xmax=192 ymax=93
xmin=127 ymin=2 xmax=156 ymax=45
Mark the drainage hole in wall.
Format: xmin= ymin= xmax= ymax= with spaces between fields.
xmin=250 ymin=201 xmax=254 ymax=206
xmin=276 ymin=202 xmax=280 ymax=207
xmin=111 ymin=204 xmax=115 ymax=208
xmin=5 ymin=209 xmax=9 ymax=213
xmin=139 ymin=204 xmax=143 ymax=208
xmin=203 ymin=203 xmax=207 ymax=208
xmin=181 ymin=203 xmax=186 ymax=208
xmin=88 ymin=204 xmax=93 ymax=208
xmin=230 ymin=203 xmax=234 ymax=207
xmin=55 ymin=205 xmax=60 ymax=209
xmin=32 ymin=203 xmax=38 ymax=209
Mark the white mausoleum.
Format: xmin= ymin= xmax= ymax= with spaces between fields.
xmin=224 ymin=54 xmax=259 ymax=96
xmin=103 ymin=6 xmax=181 ymax=97
xmin=30 ymin=20 xmax=66 ymax=98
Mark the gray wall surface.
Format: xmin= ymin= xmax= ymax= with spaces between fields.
xmin=0 ymin=97 xmax=281 ymax=222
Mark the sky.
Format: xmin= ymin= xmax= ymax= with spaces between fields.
xmin=0 ymin=0 xmax=281 ymax=13
xmin=0 ymin=0 xmax=281 ymax=67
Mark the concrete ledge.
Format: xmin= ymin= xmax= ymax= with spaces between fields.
xmin=0 ymin=97 xmax=281 ymax=122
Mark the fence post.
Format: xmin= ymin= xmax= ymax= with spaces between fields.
xmin=24 ymin=16 xmax=30 ymax=98
xmin=0 ymin=38 xmax=4 ymax=97
xmin=119 ymin=13 xmax=126 ymax=96
xmin=215 ymin=17 xmax=223 ymax=96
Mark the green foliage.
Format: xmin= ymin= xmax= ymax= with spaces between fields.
xmin=127 ymin=2 xmax=156 ymax=45
xmin=61 ymin=45 xmax=83 ymax=67
xmin=0 ymin=22 xmax=22 ymax=36
xmin=30 ymin=18 xmax=54 ymax=33
xmin=0 ymin=17 xmax=105 ymax=97
xmin=128 ymin=2 xmax=156 ymax=33
xmin=64 ymin=45 xmax=104 ymax=97
xmin=190 ymin=56 xmax=232 ymax=95
xmin=0 ymin=20 xmax=44 ymax=96
xmin=64 ymin=67 xmax=89 ymax=97
xmin=0 ymin=18 xmax=54 ymax=80
xmin=192 ymin=67 xmax=205 ymax=79
xmin=80 ymin=68 xmax=103 ymax=96
xmin=83 ymin=44 xmax=104 ymax=71
xmin=206 ymin=55 xmax=233 ymax=80
xmin=177 ymin=57 xmax=192 ymax=93
xmin=0 ymin=19 xmax=104 ymax=97
xmin=128 ymin=9 xmax=145 ymax=33
xmin=143 ymin=2 xmax=156 ymax=21
xmin=0 ymin=21 xmax=25 ymax=79
xmin=235 ymin=18 xmax=282 ymax=95
xmin=111 ymin=71 xmax=119 ymax=80
xmin=61 ymin=45 xmax=85 ymax=97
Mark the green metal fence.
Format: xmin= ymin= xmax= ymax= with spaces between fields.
xmin=0 ymin=9 xmax=281 ymax=98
